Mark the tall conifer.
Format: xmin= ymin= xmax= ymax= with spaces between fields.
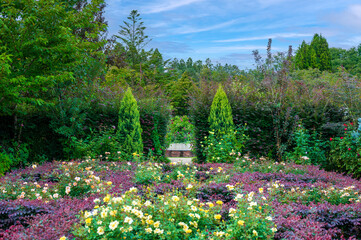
xmin=208 ymin=85 xmax=234 ymax=134
xmin=117 ymin=88 xmax=143 ymax=156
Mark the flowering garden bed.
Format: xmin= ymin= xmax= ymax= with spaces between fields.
xmin=1 ymin=157 xmax=361 ymax=239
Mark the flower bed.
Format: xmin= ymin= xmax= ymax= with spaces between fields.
xmin=1 ymin=157 xmax=361 ymax=239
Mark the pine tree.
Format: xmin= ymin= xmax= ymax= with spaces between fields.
xmin=208 ymin=85 xmax=234 ymax=134
xmin=117 ymin=88 xmax=143 ymax=156
xmin=115 ymin=10 xmax=150 ymax=68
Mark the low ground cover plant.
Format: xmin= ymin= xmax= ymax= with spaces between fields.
xmin=1 ymin=157 xmax=361 ymax=239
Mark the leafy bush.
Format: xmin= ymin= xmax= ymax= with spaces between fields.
xmin=0 ymin=150 xmax=11 ymax=176
xmin=286 ymin=123 xmax=327 ymax=166
xmin=69 ymin=125 xmax=121 ymax=160
xmin=329 ymin=122 xmax=361 ymax=177
xmin=134 ymin=163 xmax=162 ymax=185
xmin=165 ymin=115 xmax=194 ymax=145
xmin=73 ymin=187 xmax=276 ymax=239
xmin=202 ymin=126 xmax=248 ymax=163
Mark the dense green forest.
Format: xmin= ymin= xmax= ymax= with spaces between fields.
xmin=1 ymin=0 xmax=361 ymax=176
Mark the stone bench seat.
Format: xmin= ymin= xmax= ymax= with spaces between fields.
xmin=166 ymin=143 xmax=194 ymax=157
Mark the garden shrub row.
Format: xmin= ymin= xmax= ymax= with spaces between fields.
xmin=188 ymin=71 xmax=360 ymax=171
xmin=0 ymin=83 xmax=171 ymax=167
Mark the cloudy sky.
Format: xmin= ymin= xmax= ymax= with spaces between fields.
xmin=104 ymin=0 xmax=361 ymax=69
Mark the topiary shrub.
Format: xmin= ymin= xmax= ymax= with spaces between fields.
xmin=208 ymin=85 xmax=235 ymax=135
xmin=117 ymin=88 xmax=143 ymax=158
xmin=203 ymin=85 xmax=248 ymax=162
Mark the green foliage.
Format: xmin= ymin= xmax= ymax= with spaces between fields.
xmin=0 ymin=149 xmax=11 ymax=176
xmin=202 ymin=126 xmax=248 ymax=163
xmin=286 ymin=124 xmax=311 ymax=164
xmin=134 ymin=163 xmax=162 ymax=185
xmin=329 ymin=122 xmax=361 ymax=177
xmin=170 ymin=72 xmax=194 ymax=116
xmin=310 ymin=34 xmax=332 ymax=71
xmin=294 ymin=41 xmax=311 ymax=70
xmin=115 ymin=10 xmax=150 ymax=68
xmin=0 ymin=142 xmax=30 ymax=169
xmin=74 ymin=188 xmax=276 ymax=239
xmin=0 ymin=0 xmax=107 ymax=117
xmin=69 ymin=126 xmax=121 ymax=160
xmin=189 ymin=82 xmax=217 ymax=163
xmin=165 ymin=116 xmax=194 ymax=145
xmin=295 ymin=34 xmax=331 ymax=71
xmin=209 ymin=85 xmax=235 ymax=135
xmin=117 ymin=88 xmax=143 ymax=157
xmin=286 ymin=124 xmax=327 ymax=166
xmin=330 ymin=45 xmax=361 ymax=76
xmin=137 ymin=87 xmax=171 ymax=161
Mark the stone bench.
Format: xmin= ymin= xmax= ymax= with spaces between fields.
xmin=165 ymin=143 xmax=194 ymax=158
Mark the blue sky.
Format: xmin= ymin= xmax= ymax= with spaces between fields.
xmin=104 ymin=0 xmax=361 ymax=69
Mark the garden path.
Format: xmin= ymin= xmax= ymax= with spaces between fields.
xmin=169 ymin=157 xmax=192 ymax=164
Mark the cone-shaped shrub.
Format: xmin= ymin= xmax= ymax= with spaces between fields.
xmin=204 ymin=85 xmax=245 ymax=163
xmin=117 ymin=88 xmax=143 ymax=156
xmin=208 ymin=85 xmax=235 ymax=134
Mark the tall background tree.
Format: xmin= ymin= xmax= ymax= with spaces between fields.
xmin=0 ymin=0 xmax=107 ymax=165
xmin=294 ymin=33 xmax=331 ymax=71
xmin=115 ymin=10 xmax=150 ymax=68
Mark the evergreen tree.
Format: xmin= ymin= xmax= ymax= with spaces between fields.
xmin=310 ymin=34 xmax=331 ymax=71
xmin=295 ymin=34 xmax=331 ymax=71
xmin=115 ymin=10 xmax=150 ymax=68
xmin=295 ymin=41 xmax=310 ymax=70
xmin=208 ymin=85 xmax=234 ymax=134
xmin=308 ymin=47 xmax=318 ymax=69
xmin=170 ymin=72 xmax=194 ymax=116
xmin=117 ymin=88 xmax=143 ymax=156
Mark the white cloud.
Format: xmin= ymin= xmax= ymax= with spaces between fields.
xmin=214 ymin=33 xmax=313 ymax=43
xmin=142 ymin=0 xmax=205 ymax=14
xmin=331 ymin=4 xmax=361 ymax=31
xmin=195 ymin=45 xmax=282 ymax=54
xmin=171 ymin=19 xmax=240 ymax=35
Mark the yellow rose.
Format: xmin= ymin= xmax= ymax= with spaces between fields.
xmin=85 ymin=218 xmax=92 ymax=225
xmin=214 ymin=214 xmax=222 ymax=220
xmin=237 ymin=220 xmax=245 ymax=226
